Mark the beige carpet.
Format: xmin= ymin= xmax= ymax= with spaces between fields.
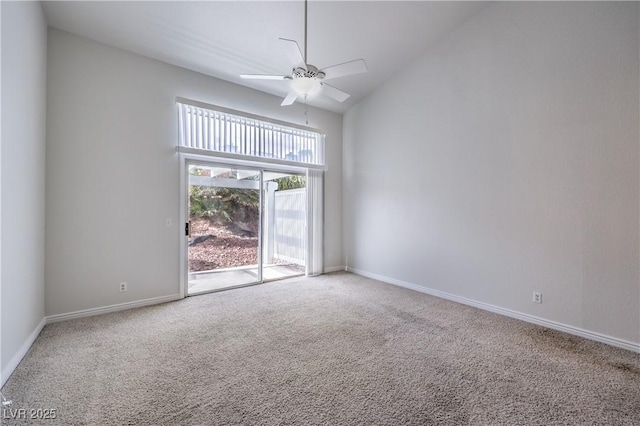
xmin=2 ymin=272 xmax=639 ymax=425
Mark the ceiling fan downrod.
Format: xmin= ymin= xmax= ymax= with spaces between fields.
xmin=303 ymin=0 xmax=308 ymax=64
xmin=304 ymin=0 xmax=307 ymax=64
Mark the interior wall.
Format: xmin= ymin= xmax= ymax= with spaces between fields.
xmin=45 ymin=29 xmax=343 ymax=317
xmin=343 ymin=2 xmax=640 ymax=344
xmin=1 ymin=2 xmax=48 ymax=383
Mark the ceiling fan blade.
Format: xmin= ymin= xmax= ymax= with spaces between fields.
xmin=240 ymin=74 xmax=290 ymax=80
xmin=281 ymin=91 xmax=298 ymax=106
xmin=321 ymin=59 xmax=368 ymax=80
xmin=321 ymin=83 xmax=350 ymax=103
xmin=279 ymin=38 xmax=306 ymax=69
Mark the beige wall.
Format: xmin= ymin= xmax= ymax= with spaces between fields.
xmin=343 ymin=2 xmax=640 ymax=345
xmin=1 ymin=2 xmax=48 ymax=384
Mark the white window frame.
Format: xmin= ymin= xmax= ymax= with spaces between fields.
xmin=176 ymin=97 xmax=326 ymax=170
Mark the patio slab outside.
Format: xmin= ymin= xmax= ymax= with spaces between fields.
xmin=188 ymin=263 xmax=304 ymax=294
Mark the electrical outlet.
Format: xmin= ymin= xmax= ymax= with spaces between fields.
xmin=120 ymin=282 xmax=128 ymax=292
xmin=532 ymin=291 xmax=542 ymax=304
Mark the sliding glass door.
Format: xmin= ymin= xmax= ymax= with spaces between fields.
xmin=186 ymin=162 xmax=308 ymax=295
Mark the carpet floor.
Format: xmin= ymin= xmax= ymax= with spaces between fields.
xmin=2 ymin=272 xmax=639 ymax=425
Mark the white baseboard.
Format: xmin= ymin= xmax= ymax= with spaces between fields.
xmin=46 ymin=294 xmax=183 ymax=324
xmin=1 ymin=317 xmax=46 ymax=388
xmin=324 ymin=265 xmax=346 ymax=273
xmin=346 ymin=267 xmax=640 ymax=354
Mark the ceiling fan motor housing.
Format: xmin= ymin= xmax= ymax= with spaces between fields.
xmin=293 ymin=65 xmax=325 ymax=80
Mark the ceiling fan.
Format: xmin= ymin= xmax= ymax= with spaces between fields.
xmin=240 ymin=0 xmax=368 ymax=106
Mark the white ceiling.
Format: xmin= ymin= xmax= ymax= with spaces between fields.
xmin=42 ymin=1 xmax=490 ymax=114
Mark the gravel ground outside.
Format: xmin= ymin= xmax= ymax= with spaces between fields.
xmin=188 ymin=218 xmax=258 ymax=271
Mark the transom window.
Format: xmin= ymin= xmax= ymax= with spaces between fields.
xmin=177 ymin=98 xmax=325 ymax=166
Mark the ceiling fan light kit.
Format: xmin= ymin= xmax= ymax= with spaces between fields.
xmin=240 ymin=0 xmax=367 ymax=107
xmin=291 ymin=77 xmax=322 ymax=97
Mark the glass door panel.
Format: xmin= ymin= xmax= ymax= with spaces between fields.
xmin=262 ymin=171 xmax=307 ymax=281
xmin=187 ymin=164 xmax=262 ymax=294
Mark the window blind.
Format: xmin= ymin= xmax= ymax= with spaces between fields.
xmin=177 ymin=100 xmax=325 ymax=166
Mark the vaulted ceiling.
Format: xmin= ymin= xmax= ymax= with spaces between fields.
xmin=42 ymin=1 xmax=490 ymax=113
